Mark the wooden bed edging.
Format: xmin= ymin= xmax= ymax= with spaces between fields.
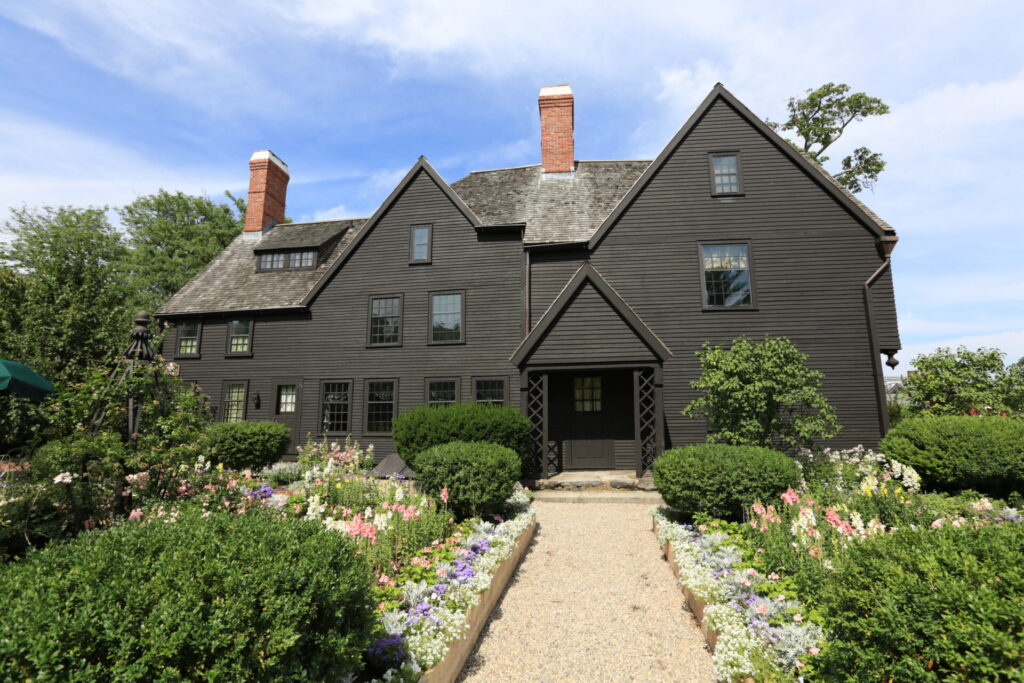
xmin=653 ymin=518 xmax=755 ymax=683
xmin=420 ymin=519 xmax=538 ymax=683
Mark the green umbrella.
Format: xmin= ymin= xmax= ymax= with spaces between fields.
xmin=0 ymin=359 xmax=56 ymax=402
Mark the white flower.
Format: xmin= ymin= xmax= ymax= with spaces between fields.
xmin=52 ymin=472 xmax=74 ymax=484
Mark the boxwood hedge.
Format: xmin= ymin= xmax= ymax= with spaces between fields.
xmin=652 ymin=444 xmax=801 ymax=521
xmin=880 ymin=416 xmax=1024 ymax=497
xmin=393 ymin=402 xmax=531 ymax=472
xmin=0 ymin=507 xmax=376 ymax=681
xmin=200 ymin=420 xmax=292 ymax=471
xmin=414 ymin=441 xmax=521 ymax=520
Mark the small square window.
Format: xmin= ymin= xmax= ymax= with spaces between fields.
xmin=426 ymin=378 xmax=458 ymax=407
xmin=430 ymin=292 xmax=464 ymax=343
xmin=574 ymin=376 xmax=602 ymax=413
xmin=227 ymin=319 xmax=253 ymax=354
xmin=473 ymin=377 xmax=506 ymax=406
xmin=700 ymin=243 xmax=754 ymax=308
xmin=710 ymin=153 xmax=743 ymax=195
xmin=320 ymin=381 xmax=351 ymax=433
xmin=368 ymin=296 xmax=402 ymax=346
xmin=176 ymin=321 xmax=201 ymax=357
xmin=410 ymin=225 xmax=431 ymax=263
xmin=366 ymin=380 xmax=397 ymax=433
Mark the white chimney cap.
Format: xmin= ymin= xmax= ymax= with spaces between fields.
xmin=539 ymin=84 xmax=573 ymax=97
xmin=249 ymin=149 xmax=289 ymax=171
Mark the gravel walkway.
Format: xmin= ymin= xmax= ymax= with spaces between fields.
xmin=459 ymin=502 xmax=715 ymax=682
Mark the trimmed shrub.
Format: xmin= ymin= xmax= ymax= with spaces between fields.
xmin=393 ymin=402 xmax=531 ymax=471
xmin=813 ymin=523 xmax=1024 ymax=681
xmin=200 ymin=420 xmax=291 ymax=470
xmin=414 ymin=441 xmax=520 ymax=520
xmin=653 ymin=444 xmax=801 ymax=521
xmin=0 ymin=507 xmax=376 ymax=681
xmin=880 ymin=416 xmax=1024 ymax=497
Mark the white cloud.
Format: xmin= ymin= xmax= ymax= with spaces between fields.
xmin=306 ymin=202 xmax=350 ymax=222
xmin=0 ymin=109 xmax=244 ymax=220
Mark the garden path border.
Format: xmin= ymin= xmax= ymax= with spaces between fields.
xmin=420 ymin=519 xmax=538 ymax=683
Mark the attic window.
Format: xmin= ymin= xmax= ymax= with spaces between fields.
xmin=258 ymin=249 xmax=317 ymax=271
xmin=710 ymin=153 xmax=743 ymax=196
xmin=260 ymin=252 xmax=285 ymax=270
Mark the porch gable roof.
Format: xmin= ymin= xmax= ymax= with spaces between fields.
xmin=511 ymin=261 xmax=672 ymax=365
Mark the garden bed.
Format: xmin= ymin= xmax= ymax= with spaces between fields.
xmin=420 ymin=517 xmax=536 ymax=683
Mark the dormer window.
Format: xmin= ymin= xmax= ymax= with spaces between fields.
xmin=260 ymin=252 xmax=285 ymax=270
xmin=258 ymin=249 xmax=317 ymax=271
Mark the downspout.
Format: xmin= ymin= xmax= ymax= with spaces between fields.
xmin=863 ymin=235 xmax=899 ymax=437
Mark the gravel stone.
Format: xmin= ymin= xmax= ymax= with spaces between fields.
xmin=458 ymin=502 xmax=714 ymax=682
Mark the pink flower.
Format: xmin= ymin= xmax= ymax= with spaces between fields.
xmin=752 ymin=502 xmax=766 ymax=517
xmin=768 ymin=572 xmax=780 ymax=580
xmin=780 ymin=488 xmax=799 ymax=505
xmin=795 ymin=660 xmax=805 ymax=669
xmin=223 ymin=500 xmax=231 ymax=507
xmin=756 ymin=547 xmax=765 ymax=553
xmin=793 ymin=613 xmax=804 ymax=623
xmin=838 ymin=521 xmax=854 ymax=536
xmin=740 ymin=578 xmax=751 ymax=586
xmin=440 ymin=487 xmax=449 ymax=504
xmin=128 ymin=508 xmax=144 ymax=522
xmin=756 ymin=605 xmax=769 ymax=615
xmin=227 ymin=479 xmax=237 ymax=489
xmin=809 ymin=647 xmax=821 ymax=655
xmin=931 ymin=518 xmax=945 ymax=528
xmin=746 ymin=568 xmax=757 ymax=576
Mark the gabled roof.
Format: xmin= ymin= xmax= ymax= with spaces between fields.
xmin=451 ymin=160 xmax=650 ymax=244
xmin=587 ymin=83 xmax=895 ymax=251
xmin=300 ymin=156 xmax=480 ymax=307
xmin=510 ymin=262 xmax=672 ymax=365
xmin=156 ymin=218 xmax=366 ymax=316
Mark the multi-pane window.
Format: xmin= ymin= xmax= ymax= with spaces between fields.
xmin=366 ymin=380 xmax=396 ymax=433
xmin=701 ymin=244 xmax=753 ymax=308
xmin=574 ymin=376 xmax=602 ymax=413
xmin=227 ymin=319 xmax=253 ymax=354
xmin=427 ymin=379 xmax=458 ymax=407
xmin=474 ymin=378 xmax=506 ymax=405
xmin=276 ymin=385 xmax=297 ymax=414
xmin=410 ymin=225 xmax=431 ymax=262
xmin=176 ymin=321 xmax=200 ymax=356
xmin=320 ymin=381 xmax=351 ymax=433
xmin=369 ymin=296 xmax=402 ymax=345
xmin=711 ymin=154 xmax=742 ymax=195
xmin=292 ymin=250 xmax=315 ymax=268
xmin=260 ymin=252 xmax=285 ymax=270
xmin=430 ymin=292 xmax=463 ymax=343
xmin=223 ymin=383 xmax=247 ymax=423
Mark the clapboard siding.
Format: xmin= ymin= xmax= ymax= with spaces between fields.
xmin=586 ymin=97 xmax=894 ymax=449
xmin=526 ymin=283 xmax=658 ymax=365
xmin=528 ymin=251 xmax=586 ymax=327
xmin=170 ymin=168 xmax=523 ymax=459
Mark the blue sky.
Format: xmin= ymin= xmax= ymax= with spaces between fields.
xmin=1 ymin=1 xmax=1022 ymax=370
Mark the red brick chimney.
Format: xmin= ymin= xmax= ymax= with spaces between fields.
xmin=539 ymin=85 xmax=574 ymax=173
xmin=244 ymin=150 xmax=289 ymax=233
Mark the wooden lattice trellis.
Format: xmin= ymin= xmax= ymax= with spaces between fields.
xmin=636 ymin=368 xmax=658 ymax=475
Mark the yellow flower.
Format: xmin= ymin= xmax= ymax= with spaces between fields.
xmin=336 ymin=483 xmax=342 ymax=489
xmin=216 ymin=463 xmax=224 ymax=472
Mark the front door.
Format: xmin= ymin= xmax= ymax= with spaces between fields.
xmin=549 ymin=371 xmax=633 ymax=469
xmin=272 ymin=381 xmax=301 ymax=454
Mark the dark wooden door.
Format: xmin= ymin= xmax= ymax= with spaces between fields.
xmin=550 ymin=371 xmax=632 ymax=469
xmin=271 ymin=381 xmax=301 ymax=454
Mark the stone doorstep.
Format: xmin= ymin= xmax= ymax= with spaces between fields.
xmin=526 ymin=469 xmax=657 ymax=492
xmin=531 ymin=489 xmax=665 ymax=505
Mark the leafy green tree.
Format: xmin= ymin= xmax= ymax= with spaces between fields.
xmin=0 ymin=206 xmax=135 ymax=452
xmin=903 ymin=346 xmax=1022 ymax=416
xmin=121 ymin=190 xmax=245 ymax=310
xmin=683 ymin=336 xmax=841 ymax=450
xmin=768 ymin=82 xmax=890 ymax=193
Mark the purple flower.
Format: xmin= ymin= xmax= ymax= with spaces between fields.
xmin=367 ymin=633 xmax=408 ymax=667
xmin=248 ymin=484 xmax=274 ymax=500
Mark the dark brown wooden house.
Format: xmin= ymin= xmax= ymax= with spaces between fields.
xmin=157 ymin=84 xmax=901 ymax=476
